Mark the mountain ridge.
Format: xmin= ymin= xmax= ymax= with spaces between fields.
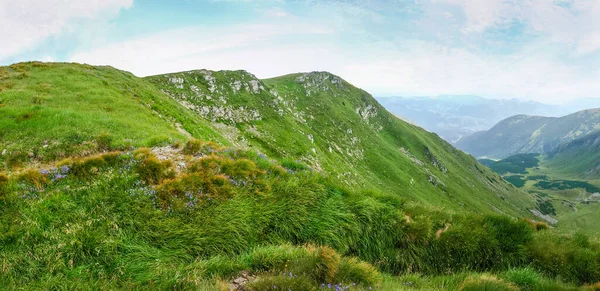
xmin=145 ymin=67 xmax=533 ymax=216
xmin=456 ymin=108 xmax=600 ymax=159
xmin=377 ymin=95 xmax=600 ymax=144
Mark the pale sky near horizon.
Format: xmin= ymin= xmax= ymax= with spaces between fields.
xmin=1 ymin=0 xmax=600 ymax=103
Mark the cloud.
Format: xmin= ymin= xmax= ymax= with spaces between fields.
xmin=7 ymin=0 xmax=600 ymax=103
xmin=69 ymin=20 xmax=336 ymax=76
xmin=0 ymin=0 xmax=133 ymax=60
xmin=342 ymin=43 xmax=600 ymax=103
xmin=440 ymin=0 xmax=600 ymax=55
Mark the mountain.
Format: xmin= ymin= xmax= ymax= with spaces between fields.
xmin=546 ymin=130 xmax=600 ymax=179
xmin=146 ymin=70 xmax=532 ymax=215
xmin=376 ymin=95 xmax=600 ymax=144
xmin=4 ymin=62 xmax=597 ymax=290
xmin=456 ymin=109 xmax=600 ymax=159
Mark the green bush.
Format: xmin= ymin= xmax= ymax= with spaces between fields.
xmin=526 ymin=232 xmax=600 ymax=284
xmin=134 ymin=148 xmax=175 ymax=184
xmin=460 ymin=275 xmax=518 ymax=291
xmin=0 ymin=172 xmax=9 ymax=184
xmin=182 ymin=139 xmax=223 ymax=155
xmin=335 ymin=257 xmax=381 ymax=286
xmin=501 ymin=267 xmax=542 ymax=290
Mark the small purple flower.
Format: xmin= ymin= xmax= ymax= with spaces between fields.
xmin=60 ymin=166 xmax=70 ymax=173
xmin=39 ymin=169 xmax=49 ymax=175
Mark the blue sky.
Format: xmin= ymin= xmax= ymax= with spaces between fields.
xmin=2 ymin=0 xmax=600 ymax=103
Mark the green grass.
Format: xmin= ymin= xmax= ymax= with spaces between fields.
xmin=534 ymin=180 xmax=600 ymax=193
xmin=2 ymin=62 xmax=599 ymax=289
xmin=505 ymin=175 xmax=527 ymax=188
xmin=0 ymin=62 xmax=225 ymax=168
xmin=486 ymin=154 xmax=540 ymax=175
xmin=146 ymin=70 xmax=534 ymax=217
xmin=1 ymin=146 xmax=599 ymax=289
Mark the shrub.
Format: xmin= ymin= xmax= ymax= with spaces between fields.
xmin=134 ymin=148 xmax=175 ymax=184
xmin=187 ymin=155 xmax=270 ymax=195
xmin=308 ymin=245 xmax=341 ymax=283
xmin=335 ymin=257 xmax=381 ymax=286
xmin=460 ymin=275 xmax=518 ymax=291
xmin=501 ymin=267 xmax=542 ymax=290
xmin=59 ymin=155 xmax=105 ymax=178
xmin=522 ymin=219 xmax=550 ymax=231
xmin=484 ymin=215 xmax=533 ymax=255
xmin=0 ymin=172 xmax=8 ymax=184
xmin=182 ymin=139 xmax=223 ymax=155
xmin=156 ymin=173 xmax=233 ymax=211
xmin=239 ymin=244 xmax=309 ymax=272
xmin=585 ymin=282 xmax=600 ymax=291
xmin=526 ymin=231 xmax=600 ymax=284
xmin=18 ymin=169 xmax=48 ymax=189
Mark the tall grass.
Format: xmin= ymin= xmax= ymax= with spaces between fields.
xmin=1 ymin=144 xmax=600 ymax=289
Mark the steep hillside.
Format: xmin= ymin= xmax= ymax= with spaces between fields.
xmin=146 ymin=70 xmax=532 ymax=216
xmin=546 ymin=131 xmax=600 ymax=179
xmin=457 ymin=109 xmax=600 ymax=159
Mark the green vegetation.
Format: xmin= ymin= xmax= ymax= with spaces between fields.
xmin=2 ymin=62 xmax=600 ymax=289
xmin=1 ymin=146 xmax=599 ymax=289
xmin=486 ymin=154 xmax=540 ymax=175
xmin=0 ymin=62 xmax=225 ymax=169
xmin=146 ymin=69 xmax=533 ymax=217
xmin=505 ymin=175 xmax=526 ymax=188
xmin=534 ymin=180 xmax=600 ymax=193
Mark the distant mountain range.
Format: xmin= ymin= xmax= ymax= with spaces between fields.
xmin=455 ymin=108 xmax=600 ymax=159
xmin=376 ymin=95 xmax=600 ymax=144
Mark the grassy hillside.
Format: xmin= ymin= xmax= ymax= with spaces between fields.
xmin=4 ymin=62 xmax=600 ymax=290
xmin=146 ymin=70 xmax=532 ymax=217
xmin=0 ymin=62 xmax=225 ymax=169
xmin=546 ymin=131 xmax=600 ymax=179
xmin=457 ymin=110 xmax=600 ymax=159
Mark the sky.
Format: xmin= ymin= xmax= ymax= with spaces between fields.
xmin=1 ymin=0 xmax=600 ymax=103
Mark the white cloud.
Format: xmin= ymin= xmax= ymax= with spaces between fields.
xmin=10 ymin=0 xmax=600 ymax=103
xmin=0 ymin=0 xmax=132 ymax=60
xmin=70 ymin=21 xmax=336 ymax=76
xmin=69 ymin=17 xmax=600 ymax=103
xmin=343 ymin=44 xmax=600 ymax=104
xmin=442 ymin=0 xmax=600 ymax=55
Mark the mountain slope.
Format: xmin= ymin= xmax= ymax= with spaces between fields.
xmin=0 ymin=62 xmax=225 ymax=168
xmin=546 ymin=131 xmax=600 ymax=179
xmin=146 ymin=70 xmax=533 ymax=216
xmin=0 ymin=63 xmax=531 ymax=216
xmin=456 ymin=109 xmax=600 ymax=159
